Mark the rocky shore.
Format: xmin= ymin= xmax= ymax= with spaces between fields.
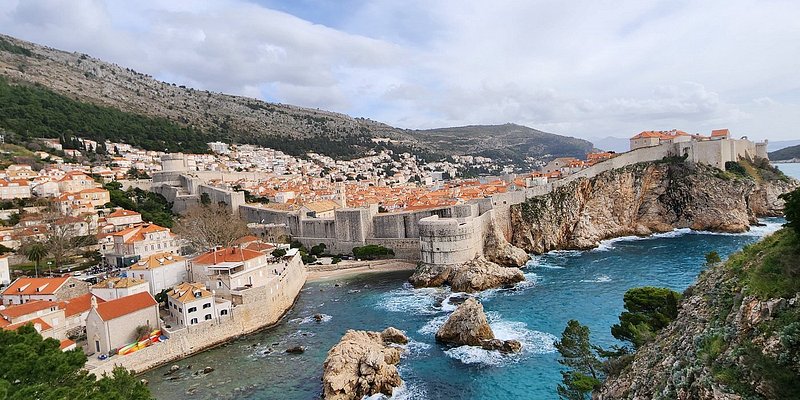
xmin=409 ymin=256 xmax=525 ymax=293
xmin=511 ymin=160 xmax=798 ymax=253
xmin=322 ymin=327 xmax=408 ymax=400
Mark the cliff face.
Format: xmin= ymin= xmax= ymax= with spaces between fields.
xmin=598 ymin=229 xmax=800 ymax=399
xmin=510 ymin=161 xmax=797 ymax=254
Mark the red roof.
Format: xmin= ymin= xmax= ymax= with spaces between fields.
xmin=3 ymin=277 xmax=71 ymax=296
xmin=58 ymin=293 xmax=105 ymax=317
xmin=711 ymin=129 xmax=730 ymax=137
xmin=193 ymin=247 xmax=264 ymax=265
xmin=3 ymin=318 xmax=52 ymax=332
xmin=94 ymin=292 xmax=157 ymax=321
xmin=107 ymin=209 xmax=140 ymax=218
xmin=0 ymin=300 xmax=58 ymax=319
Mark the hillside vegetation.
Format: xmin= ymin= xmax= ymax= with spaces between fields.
xmin=769 ymin=144 xmax=800 ymax=161
xmin=599 ymin=187 xmax=800 ymax=399
xmin=0 ymin=33 xmax=591 ymax=164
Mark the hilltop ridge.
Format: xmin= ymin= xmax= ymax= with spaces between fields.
xmin=0 ymin=34 xmax=592 ymax=164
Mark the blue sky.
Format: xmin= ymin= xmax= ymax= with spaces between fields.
xmin=1 ymin=0 xmax=799 ymax=141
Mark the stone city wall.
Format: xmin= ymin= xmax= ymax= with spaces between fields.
xmin=87 ymin=259 xmax=307 ymax=377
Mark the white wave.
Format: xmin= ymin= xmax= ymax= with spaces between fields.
xmin=376 ymin=284 xmax=449 ymax=315
xmin=363 ymin=376 xmax=427 ymax=400
xmin=580 ymin=274 xmax=612 ymax=283
xmin=444 ymin=314 xmax=557 ymax=366
xmin=417 ymin=315 xmax=449 ymax=336
xmin=399 ymin=339 xmax=432 ymax=358
xmin=298 ymin=313 xmax=332 ymax=324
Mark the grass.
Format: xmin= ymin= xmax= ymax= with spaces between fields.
xmin=744 ymin=229 xmax=800 ymax=299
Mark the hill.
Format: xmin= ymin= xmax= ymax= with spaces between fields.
xmin=0 ymin=34 xmax=592 ymax=165
xmin=769 ymin=144 xmax=800 ymax=161
xmin=600 ymin=195 xmax=800 ymax=399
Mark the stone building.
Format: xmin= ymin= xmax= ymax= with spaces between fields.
xmin=165 ymin=282 xmax=230 ymax=328
xmin=127 ymin=252 xmax=188 ymax=295
xmin=86 ymin=291 xmax=159 ymax=355
xmin=2 ymin=277 xmax=90 ymax=305
xmin=91 ymin=277 xmax=149 ymax=301
xmin=103 ymin=223 xmax=180 ymax=267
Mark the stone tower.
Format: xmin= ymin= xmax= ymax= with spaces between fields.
xmin=335 ymin=181 xmax=347 ymax=208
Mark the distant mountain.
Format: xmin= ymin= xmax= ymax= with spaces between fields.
xmin=768 ymin=139 xmax=800 ymax=152
xmin=0 ymin=33 xmax=591 ymax=165
xmin=409 ymin=124 xmax=594 ymax=163
xmin=769 ymin=144 xmax=800 ymax=161
xmin=588 ymin=136 xmax=629 ymax=153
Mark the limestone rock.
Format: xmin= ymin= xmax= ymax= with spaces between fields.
xmin=285 ymin=346 xmax=305 ymax=354
xmin=511 ymin=162 xmax=799 ymax=254
xmin=481 ymin=338 xmax=522 ymax=353
xmin=322 ymin=328 xmax=405 ymax=400
xmin=380 ymin=327 xmax=409 ymax=345
xmin=483 ymin=219 xmax=530 ymax=267
xmin=436 ymin=298 xmax=494 ymax=346
xmin=409 ymin=257 xmax=524 ymax=292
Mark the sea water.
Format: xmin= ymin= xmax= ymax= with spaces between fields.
xmin=776 ymin=162 xmax=800 ymax=180
xmin=143 ymin=218 xmax=786 ymax=399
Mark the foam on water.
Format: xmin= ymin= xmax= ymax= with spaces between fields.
xmin=377 ymin=284 xmax=449 ymax=315
xmin=400 ymin=339 xmax=432 ymax=358
xmin=418 ymin=315 xmax=449 ymax=336
xmin=298 ymin=313 xmax=332 ymax=324
xmin=579 ymin=274 xmax=612 ymax=283
xmin=444 ymin=313 xmax=558 ymax=366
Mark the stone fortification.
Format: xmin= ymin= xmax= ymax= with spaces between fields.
xmin=86 ymin=256 xmax=307 ymax=377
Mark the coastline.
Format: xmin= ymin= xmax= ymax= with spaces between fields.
xmin=307 ymin=259 xmax=417 ymax=282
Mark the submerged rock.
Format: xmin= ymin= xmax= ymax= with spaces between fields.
xmin=436 ymin=298 xmax=494 ymax=346
xmin=480 ymin=338 xmax=522 ymax=353
xmin=322 ymin=328 xmax=406 ymax=400
xmin=286 ymin=346 xmax=305 ymax=354
xmin=409 ymin=257 xmax=524 ymax=292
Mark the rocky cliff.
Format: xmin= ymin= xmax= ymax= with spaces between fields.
xmin=408 ymin=256 xmax=525 ymax=293
xmin=598 ymin=228 xmax=800 ymax=399
xmin=322 ymin=327 xmax=408 ymax=400
xmin=511 ymin=160 xmax=797 ymax=254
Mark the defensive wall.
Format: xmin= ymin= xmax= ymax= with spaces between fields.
xmin=87 ymin=255 xmax=307 ymax=377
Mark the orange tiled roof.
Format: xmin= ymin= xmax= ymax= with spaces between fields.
xmin=0 ymin=300 xmax=58 ymax=319
xmin=2 ymin=277 xmax=71 ymax=296
xmin=94 ymin=292 xmax=157 ymax=321
xmin=3 ymin=318 xmax=52 ymax=332
xmin=711 ymin=129 xmax=730 ymax=137
xmin=58 ymin=293 xmax=105 ymax=317
xmin=108 ymin=209 xmax=140 ymax=218
xmin=129 ymin=252 xmax=185 ymax=270
xmin=93 ymin=276 xmax=147 ymax=289
xmin=168 ymin=282 xmax=213 ymax=303
xmin=193 ymin=247 xmax=264 ymax=265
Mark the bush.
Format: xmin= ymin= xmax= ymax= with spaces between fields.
xmin=780 ymin=188 xmax=800 ymax=235
xmin=272 ymin=248 xmax=287 ymax=257
xmin=352 ymin=245 xmax=394 ymax=260
xmin=611 ymin=286 xmax=681 ymax=349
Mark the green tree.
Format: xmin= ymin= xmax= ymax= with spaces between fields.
xmin=780 ymin=187 xmax=800 ymax=235
xmin=554 ymin=320 xmax=602 ymax=400
xmin=611 ymin=287 xmax=681 ymax=349
xmin=705 ymin=251 xmax=722 ymax=266
xmin=272 ymin=248 xmax=287 ymax=257
xmin=310 ymin=243 xmax=327 ymax=256
xmin=0 ymin=324 xmax=152 ymax=399
xmin=200 ymin=192 xmax=211 ymax=205
xmin=20 ymin=242 xmax=47 ymax=278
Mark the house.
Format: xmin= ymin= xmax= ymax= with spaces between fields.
xmin=105 ymin=209 xmax=142 ymax=230
xmin=629 ymin=130 xmax=694 ymax=151
xmin=56 ymin=188 xmax=110 ymax=216
xmin=86 ymin=292 xmax=159 ymax=355
xmin=128 ymin=252 xmax=188 ymax=295
xmin=31 ymin=180 xmax=60 ymax=197
xmin=91 ymin=277 xmax=149 ymax=301
xmin=103 ymin=224 xmax=180 ymax=268
xmin=542 ymin=157 xmax=580 ymax=174
xmin=58 ymin=293 xmax=105 ymax=337
xmin=165 ymin=282 xmax=231 ymax=328
xmin=300 ymin=199 xmax=339 ymax=219
xmin=189 ymin=247 xmax=271 ymax=299
xmin=0 ymin=179 xmax=32 ymax=200
xmin=0 ymin=255 xmax=9 ymax=285
xmin=57 ymin=172 xmax=98 ymax=194
xmin=711 ymin=129 xmax=731 ymax=140
xmin=0 ymin=300 xmax=67 ymax=340
xmin=2 ymin=277 xmax=90 ymax=305
xmin=4 ymin=164 xmax=36 ymax=180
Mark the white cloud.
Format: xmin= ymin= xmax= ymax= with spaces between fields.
xmin=1 ymin=0 xmax=799 ymax=140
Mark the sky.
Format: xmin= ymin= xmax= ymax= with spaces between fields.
xmin=1 ymin=0 xmax=799 ymax=141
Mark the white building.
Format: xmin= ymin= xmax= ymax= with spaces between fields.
xmin=105 ymin=209 xmax=143 ymax=230
xmin=0 ymin=255 xmax=9 ymax=285
xmin=190 ymin=247 xmax=272 ymax=300
xmin=104 ymin=224 xmax=180 ymax=268
xmin=165 ymin=282 xmax=231 ymax=328
xmin=91 ymin=277 xmax=150 ymax=301
xmin=0 ymin=179 xmax=31 ymax=200
xmin=128 ymin=252 xmax=188 ymax=295
xmin=86 ymin=292 xmax=159 ymax=355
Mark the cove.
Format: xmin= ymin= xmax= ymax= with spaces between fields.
xmin=143 ymin=218 xmax=784 ymax=400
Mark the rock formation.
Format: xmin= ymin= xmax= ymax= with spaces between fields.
xmin=483 ymin=219 xmax=530 ymax=267
xmin=409 ymin=257 xmax=524 ymax=293
xmin=511 ymin=161 xmax=798 ymax=253
xmin=322 ymin=327 xmax=408 ymax=400
xmin=598 ymin=228 xmax=800 ymax=399
xmin=436 ymin=298 xmax=521 ymax=353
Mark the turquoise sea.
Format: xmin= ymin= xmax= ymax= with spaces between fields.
xmin=143 ymin=218 xmax=787 ymax=399
xmin=776 ymin=162 xmax=800 ymax=180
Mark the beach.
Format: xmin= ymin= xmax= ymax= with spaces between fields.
xmin=306 ymin=259 xmax=417 ymax=281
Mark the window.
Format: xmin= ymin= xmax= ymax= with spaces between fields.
xmin=204 ymin=314 xmax=212 ymax=320
xmin=178 ymin=307 xmax=182 ymax=313
xmin=202 ymin=303 xmax=211 ymax=309
xmin=187 ymin=307 xmax=196 ymax=313
xmin=220 ymin=309 xmax=228 ymax=316
xmin=95 ymin=341 xmax=100 ymax=353
xmin=217 ymin=281 xmax=222 ymax=288
xmin=190 ymin=318 xmax=197 ymax=325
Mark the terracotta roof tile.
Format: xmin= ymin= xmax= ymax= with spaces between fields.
xmin=94 ymin=292 xmax=157 ymax=321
